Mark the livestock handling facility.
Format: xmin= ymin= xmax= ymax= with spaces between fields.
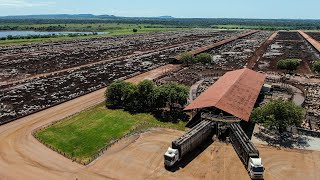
xmin=164 ymin=68 xmax=266 ymax=179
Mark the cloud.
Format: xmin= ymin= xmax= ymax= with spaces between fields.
xmin=0 ymin=0 xmax=55 ymax=7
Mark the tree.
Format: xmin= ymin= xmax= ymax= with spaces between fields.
xmin=314 ymin=60 xmax=320 ymax=73
xmin=179 ymin=52 xmax=195 ymax=66
xmin=105 ymin=81 xmax=136 ymax=109
xmin=134 ymin=80 xmax=156 ymax=112
xmin=133 ymin=28 xmax=138 ymax=33
xmin=277 ymin=59 xmax=301 ymax=72
xmin=251 ymin=99 xmax=304 ymax=133
xmin=195 ymin=53 xmax=212 ymax=63
xmin=157 ymin=82 xmax=189 ymax=111
xmin=153 ymin=85 xmax=168 ymax=110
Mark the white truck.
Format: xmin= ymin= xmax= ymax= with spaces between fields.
xmin=229 ymin=123 xmax=265 ymax=179
xmin=164 ymin=120 xmax=213 ymax=168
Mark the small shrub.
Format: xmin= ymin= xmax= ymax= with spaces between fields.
xmin=196 ymin=53 xmax=212 ymax=63
xmin=277 ymin=59 xmax=301 ymax=71
xmin=180 ymin=52 xmax=195 ymax=65
xmin=314 ymin=60 xmax=320 ymax=73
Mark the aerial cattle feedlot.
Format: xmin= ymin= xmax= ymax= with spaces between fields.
xmin=0 ymin=30 xmax=244 ymax=123
xmin=1 ymin=28 xmax=320 ymax=180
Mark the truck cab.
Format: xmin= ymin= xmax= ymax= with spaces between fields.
xmin=164 ymin=147 xmax=179 ymax=167
xmin=248 ymin=157 xmax=264 ymax=179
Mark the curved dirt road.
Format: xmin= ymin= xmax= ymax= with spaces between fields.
xmin=1 ymin=64 xmax=320 ymax=180
xmin=0 ymin=65 xmax=179 ymax=180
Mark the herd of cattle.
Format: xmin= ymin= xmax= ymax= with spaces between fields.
xmin=1 ymin=29 xmax=320 ymax=133
xmin=0 ymin=30 xmax=242 ymax=124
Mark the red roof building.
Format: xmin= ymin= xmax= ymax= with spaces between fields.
xmin=184 ymin=68 xmax=266 ymax=122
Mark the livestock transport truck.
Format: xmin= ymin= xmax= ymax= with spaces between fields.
xmin=229 ymin=123 xmax=264 ymax=179
xmin=164 ymin=120 xmax=214 ymax=168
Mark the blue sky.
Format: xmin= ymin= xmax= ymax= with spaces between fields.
xmin=0 ymin=0 xmax=319 ymax=19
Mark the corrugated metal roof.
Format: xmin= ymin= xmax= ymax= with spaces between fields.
xmin=184 ymin=68 xmax=266 ymax=121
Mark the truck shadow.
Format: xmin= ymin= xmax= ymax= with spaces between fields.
xmin=167 ymin=139 xmax=214 ymax=172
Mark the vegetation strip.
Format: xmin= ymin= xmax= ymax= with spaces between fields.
xmin=0 ymin=23 xmax=189 ymax=46
xmin=33 ymin=103 xmax=186 ymax=165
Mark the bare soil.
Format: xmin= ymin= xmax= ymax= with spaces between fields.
xmin=1 ymin=122 xmax=320 ymax=180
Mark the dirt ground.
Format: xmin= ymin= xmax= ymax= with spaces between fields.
xmin=1 ymin=122 xmax=320 ymax=180
xmin=1 ymin=65 xmax=320 ymax=179
xmin=90 ymin=128 xmax=320 ymax=180
xmin=0 ymin=65 xmax=179 ymax=180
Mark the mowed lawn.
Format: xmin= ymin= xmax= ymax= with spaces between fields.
xmin=35 ymin=103 xmax=186 ymax=163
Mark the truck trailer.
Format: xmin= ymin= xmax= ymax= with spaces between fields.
xmin=164 ymin=120 xmax=214 ymax=167
xmin=229 ymin=123 xmax=264 ymax=179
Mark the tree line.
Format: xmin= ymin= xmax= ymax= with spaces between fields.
xmin=105 ymin=80 xmax=189 ymax=123
xmin=0 ymin=32 xmax=99 ymax=41
xmin=1 ymin=18 xmax=320 ymax=30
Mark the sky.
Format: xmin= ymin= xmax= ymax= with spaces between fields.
xmin=0 ymin=0 xmax=319 ymax=19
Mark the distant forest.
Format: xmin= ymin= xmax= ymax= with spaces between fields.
xmin=1 ymin=15 xmax=320 ymax=30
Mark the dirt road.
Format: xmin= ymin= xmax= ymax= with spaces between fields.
xmin=249 ymin=31 xmax=278 ymax=69
xmin=0 ymin=65 xmax=179 ymax=180
xmin=299 ymin=30 xmax=320 ymax=53
xmin=1 ymin=63 xmax=320 ymax=180
xmin=1 ymin=120 xmax=320 ymax=179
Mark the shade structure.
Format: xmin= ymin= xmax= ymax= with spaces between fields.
xmin=184 ymin=68 xmax=266 ymax=121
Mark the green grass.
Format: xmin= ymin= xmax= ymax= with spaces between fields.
xmin=34 ymin=103 xmax=186 ymax=163
xmin=0 ymin=23 xmax=190 ymax=46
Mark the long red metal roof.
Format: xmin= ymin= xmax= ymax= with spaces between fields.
xmin=184 ymin=68 xmax=266 ymax=121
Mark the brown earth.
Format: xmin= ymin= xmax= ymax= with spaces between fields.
xmin=1 ymin=64 xmax=320 ymax=180
xmin=90 ymin=128 xmax=320 ymax=180
xmin=0 ymin=65 xmax=178 ymax=180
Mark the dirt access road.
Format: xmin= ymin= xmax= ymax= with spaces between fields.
xmin=1 ymin=63 xmax=320 ymax=180
xmin=248 ymin=31 xmax=278 ymax=69
xmin=1 ymin=66 xmax=319 ymax=179
xmin=0 ymin=65 xmax=180 ymax=180
xmin=3 ymin=120 xmax=320 ymax=180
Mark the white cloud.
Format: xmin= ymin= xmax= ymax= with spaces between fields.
xmin=0 ymin=0 xmax=55 ymax=7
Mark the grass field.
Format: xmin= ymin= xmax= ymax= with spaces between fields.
xmin=34 ymin=103 xmax=186 ymax=164
xmin=0 ymin=23 xmax=190 ymax=46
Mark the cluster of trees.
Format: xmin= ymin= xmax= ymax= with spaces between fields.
xmin=106 ymin=80 xmax=189 ymax=122
xmin=132 ymin=28 xmax=138 ymax=33
xmin=314 ymin=60 xmax=320 ymax=73
xmin=180 ymin=52 xmax=212 ymax=65
xmin=276 ymin=59 xmax=301 ymax=71
xmin=251 ymin=99 xmax=304 ymax=133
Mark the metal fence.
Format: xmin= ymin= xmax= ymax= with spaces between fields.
xmin=297 ymin=127 xmax=320 ymax=138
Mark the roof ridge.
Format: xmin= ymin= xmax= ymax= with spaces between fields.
xmin=214 ymin=68 xmax=247 ymax=114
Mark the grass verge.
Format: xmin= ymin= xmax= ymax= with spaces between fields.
xmin=34 ymin=103 xmax=186 ymax=164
